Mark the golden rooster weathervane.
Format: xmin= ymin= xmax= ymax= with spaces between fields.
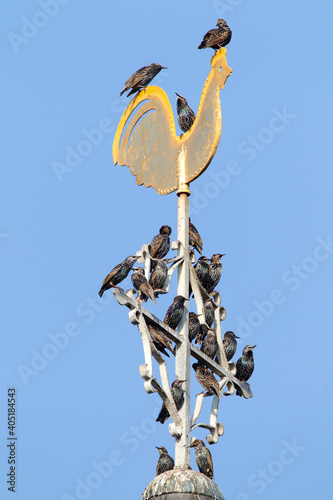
xmin=113 ymin=47 xmax=232 ymax=195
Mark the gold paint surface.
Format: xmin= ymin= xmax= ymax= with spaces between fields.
xmin=113 ymin=48 xmax=232 ymax=195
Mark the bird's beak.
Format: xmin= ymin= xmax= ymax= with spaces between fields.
xmin=251 ymin=345 xmax=257 ymax=349
xmin=161 ymin=66 xmax=168 ymax=69
xmin=234 ymin=335 xmax=240 ymax=339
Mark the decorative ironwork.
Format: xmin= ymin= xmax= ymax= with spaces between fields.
xmin=113 ymin=239 xmax=253 ymax=446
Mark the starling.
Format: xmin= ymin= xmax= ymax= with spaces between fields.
xmin=150 ymin=226 xmax=172 ymax=260
xmin=204 ymin=254 xmax=225 ymax=294
xmin=198 ymin=19 xmax=232 ymax=51
xmin=188 ymin=312 xmax=200 ymax=343
xmin=193 ymin=363 xmax=221 ymax=397
xmin=175 ymin=93 xmax=195 ymax=133
xmin=149 ymin=259 xmax=168 ymax=290
xmin=147 ymin=322 xmax=175 ymax=357
xmin=195 ymin=299 xmax=215 ymax=345
xmin=189 ymin=218 xmax=203 ymax=255
xmin=190 ymin=439 xmax=214 ymax=479
xmin=192 ymin=256 xmax=210 ymax=292
xmin=131 ymin=267 xmax=157 ymax=304
xmin=163 ymin=295 xmax=188 ymax=330
xmin=236 ymin=345 xmax=256 ymax=382
xmin=156 ymin=447 xmax=174 ymax=476
xmin=223 ymin=331 xmax=239 ymax=361
xmin=120 ymin=63 xmax=167 ymax=97
xmin=203 ymin=299 xmax=214 ymax=327
xmin=200 ymin=328 xmax=218 ymax=360
xmin=156 ymin=379 xmax=186 ymax=424
xmin=98 ymin=255 xmax=137 ymax=297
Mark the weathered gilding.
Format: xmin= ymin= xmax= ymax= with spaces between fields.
xmin=142 ymin=469 xmax=224 ymax=500
xmin=113 ymin=48 xmax=232 ymax=195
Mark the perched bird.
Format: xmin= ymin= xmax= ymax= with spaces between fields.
xmin=193 ymin=363 xmax=221 ymax=397
xmin=176 ymin=93 xmax=195 ymax=133
xmin=188 ymin=312 xmax=200 ymax=343
xmin=149 ymin=259 xmax=168 ymax=290
xmin=98 ymin=255 xmax=137 ymax=297
xmin=131 ymin=267 xmax=157 ymax=304
xmin=156 ymin=447 xmax=174 ymax=476
xmin=150 ymin=226 xmax=172 ymax=260
xmin=204 ymin=253 xmax=225 ymax=294
xmin=198 ymin=19 xmax=232 ymax=51
xmin=190 ymin=439 xmax=214 ymax=479
xmin=223 ymin=331 xmax=239 ymax=361
xmin=189 ymin=218 xmax=203 ymax=254
xmin=156 ymin=379 xmax=186 ymax=424
xmin=236 ymin=345 xmax=256 ymax=383
xmin=163 ymin=295 xmax=188 ymax=330
xmin=195 ymin=299 xmax=215 ymax=345
xmin=203 ymin=299 xmax=214 ymax=327
xmin=193 ymin=256 xmax=210 ymax=291
xmin=147 ymin=323 xmax=175 ymax=357
xmin=120 ymin=63 xmax=167 ymax=97
xmin=200 ymin=328 xmax=218 ymax=360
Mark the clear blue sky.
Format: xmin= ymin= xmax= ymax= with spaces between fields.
xmin=1 ymin=1 xmax=333 ymax=499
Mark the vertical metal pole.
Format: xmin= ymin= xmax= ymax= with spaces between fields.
xmin=175 ymin=164 xmax=191 ymax=468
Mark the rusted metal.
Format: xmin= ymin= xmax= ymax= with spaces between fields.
xmin=142 ymin=469 xmax=224 ymax=500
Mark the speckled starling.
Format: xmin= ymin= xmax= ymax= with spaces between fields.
xmin=193 ymin=363 xmax=221 ymax=397
xmin=147 ymin=322 xmax=175 ymax=357
xmin=193 ymin=256 xmax=210 ymax=292
xmin=150 ymin=226 xmax=172 ymax=260
xmin=223 ymin=331 xmax=239 ymax=361
xmin=236 ymin=345 xmax=256 ymax=382
xmin=120 ymin=63 xmax=167 ymax=97
xmin=163 ymin=295 xmax=188 ymax=330
xmin=131 ymin=267 xmax=157 ymax=304
xmin=156 ymin=379 xmax=186 ymax=424
xmin=156 ymin=447 xmax=174 ymax=476
xmin=204 ymin=254 xmax=225 ymax=294
xmin=198 ymin=19 xmax=232 ymax=51
xmin=190 ymin=439 xmax=214 ymax=479
xmin=175 ymin=93 xmax=195 ymax=133
xmin=189 ymin=218 xmax=203 ymax=255
xmin=149 ymin=259 xmax=168 ymax=290
xmin=200 ymin=328 xmax=218 ymax=360
xmin=98 ymin=255 xmax=137 ymax=297
xmin=189 ymin=312 xmax=200 ymax=343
